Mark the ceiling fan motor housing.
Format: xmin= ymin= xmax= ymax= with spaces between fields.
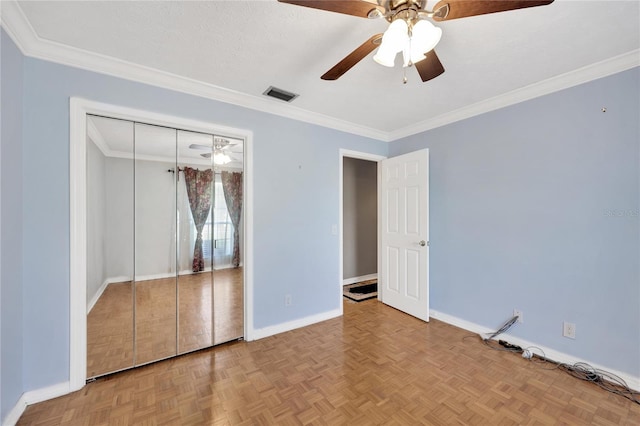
xmin=383 ymin=0 xmax=426 ymax=22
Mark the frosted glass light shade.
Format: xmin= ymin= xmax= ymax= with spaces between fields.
xmin=409 ymin=20 xmax=442 ymax=61
xmin=213 ymin=151 xmax=231 ymax=165
xmin=374 ymin=44 xmax=398 ymax=67
xmin=373 ymin=19 xmax=409 ymax=67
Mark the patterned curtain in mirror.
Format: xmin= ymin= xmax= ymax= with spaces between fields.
xmin=221 ymin=171 xmax=243 ymax=268
xmin=183 ymin=167 xmax=214 ymax=272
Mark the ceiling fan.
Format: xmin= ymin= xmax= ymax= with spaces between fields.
xmin=189 ymin=138 xmax=242 ymax=165
xmin=278 ymin=0 xmax=554 ymax=83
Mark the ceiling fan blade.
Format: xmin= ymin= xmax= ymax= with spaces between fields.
xmin=414 ymin=51 xmax=445 ymax=82
xmin=432 ymin=0 xmax=553 ymax=21
xmin=277 ymin=0 xmax=383 ymax=18
xmin=189 ymin=143 xmax=211 ymax=150
xmin=321 ymin=34 xmax=382 ymax=80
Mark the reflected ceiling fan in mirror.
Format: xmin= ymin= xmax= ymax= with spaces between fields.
xmin=189 ymin=138 xmax=240 ymax=166
xmin=278 ymin=0 xmax=554 ymax=83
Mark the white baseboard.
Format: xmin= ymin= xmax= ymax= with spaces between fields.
xmin=88 ymin=268 xmax=241 ymax=313
xmin=87 ymin=280 xmax=107 ymax=314
xmin=114 ymin=270 xmax=205 ymax=282
xmin=2 ymin=394 xmax=27 ymax=426
xmin=138 ymin=268 xmax=234 ymax=281
xmin=212 ymin=264 xmax=236 ymax=271
xmin=251 ymin=308 xmax=342 ymax=341
xmin=87 ymin=276 xmax=131 ymax=313
xmin=2 ymin=382 xmax=70 ymax=426
xmin=429 ymin=309 xmax=640 ymax=391
xmin=342 ymin=273 xmax=377 ymax=286
xmin=137 ymin=271 xmax=180 ymax=281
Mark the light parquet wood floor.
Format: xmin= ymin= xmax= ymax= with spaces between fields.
xmin=23 ymin=300 xmax=640 ymax=425
xmin=87 ymin=268 xmax=243 ymax=378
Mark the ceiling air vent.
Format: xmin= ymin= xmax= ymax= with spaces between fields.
xmin=263 ymin=86 xmax=299 ymax=103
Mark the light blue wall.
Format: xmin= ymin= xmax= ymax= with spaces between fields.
xmin=6 ymin=21 xmax=639 ymax=404
xmin=1 ymin=30 xmax=24 ymax=422
xmin=390 ymin=67 xmax=640 ymax=376
xmin=19 ymin=53 xmax=388 ymax=391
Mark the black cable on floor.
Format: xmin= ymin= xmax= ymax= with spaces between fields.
xmin=472 ymin=318 xmax=640 ymax=405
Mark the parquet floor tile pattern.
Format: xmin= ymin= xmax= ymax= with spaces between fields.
xmin=21 ymin=300 xmax=640 ymax=425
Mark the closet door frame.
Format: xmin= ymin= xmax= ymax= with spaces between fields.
xmin=69 ymin=98 xmax=254 ymax=391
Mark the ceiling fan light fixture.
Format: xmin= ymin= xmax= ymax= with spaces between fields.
xmin=374 ymin=17 xmax=442 ymax=69
xmin=279 ymin=0 xmax=555 ymax=82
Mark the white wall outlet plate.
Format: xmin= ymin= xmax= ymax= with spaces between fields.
xmin=563 ymin=321 xmax=576 ymax=339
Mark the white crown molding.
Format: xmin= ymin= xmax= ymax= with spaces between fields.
xmin=390 ymin=49 xmax=640 ymax=141
xmin=86 ymin=119 xmax=113 ymax=157
xmin=86 ymin=122 xmax=208 ymax=165
xmin=86 ymin=117 xmax=241 ymax=167
xmin=106 ymin=150 xmax=211 ymax=166
xmin=2 ymin=1 xmax=638 ymax=144
xmin=0 ymin=1 xmax=388 ymax=142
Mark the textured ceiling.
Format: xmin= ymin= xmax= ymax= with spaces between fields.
xmin=13 ymin=0 xmax=640 ymax=138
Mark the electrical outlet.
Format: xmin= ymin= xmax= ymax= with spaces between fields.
xmin=563 ymin=322 xmax=576 ymax=339
xmin=513 ymin=309 xmax=523 ymax=323
xmin=285 ymin=294 xmax=292 ymax=306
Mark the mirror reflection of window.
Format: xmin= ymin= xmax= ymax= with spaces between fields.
xmin=212 ymin=178 xmax=234 ymax=267
xmin=179 ymin=177 xmax=233 ymax=270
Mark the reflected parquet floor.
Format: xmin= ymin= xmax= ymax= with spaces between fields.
xmin=87 ymin=268 xmax=243 ymax=378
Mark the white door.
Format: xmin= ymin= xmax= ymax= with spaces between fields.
xmin=380 ymin=149 xmax=429 ymax=321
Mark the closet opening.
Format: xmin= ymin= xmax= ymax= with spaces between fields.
xmin=70 ymin=98 xmax=253 ymax=389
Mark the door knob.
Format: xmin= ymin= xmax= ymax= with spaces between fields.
xmin=419 ymin=240 xmax=426 ymax=247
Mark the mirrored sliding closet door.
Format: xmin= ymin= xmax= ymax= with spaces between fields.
xmin=134 ymin=123 xmax=178 ymax=365
xmin=176 ymin=130 xmax=214 ymax=354
xmin=210 ymin=136 xmax=245 ymax=345
xmin=86 ymin=116 xmax=135 ymax=378
xmin=86 ymin=115 xmax=245 ymax=379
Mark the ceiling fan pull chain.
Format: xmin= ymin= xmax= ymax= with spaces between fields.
xmin=404 ymin=30 xmax=411 ymax=84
